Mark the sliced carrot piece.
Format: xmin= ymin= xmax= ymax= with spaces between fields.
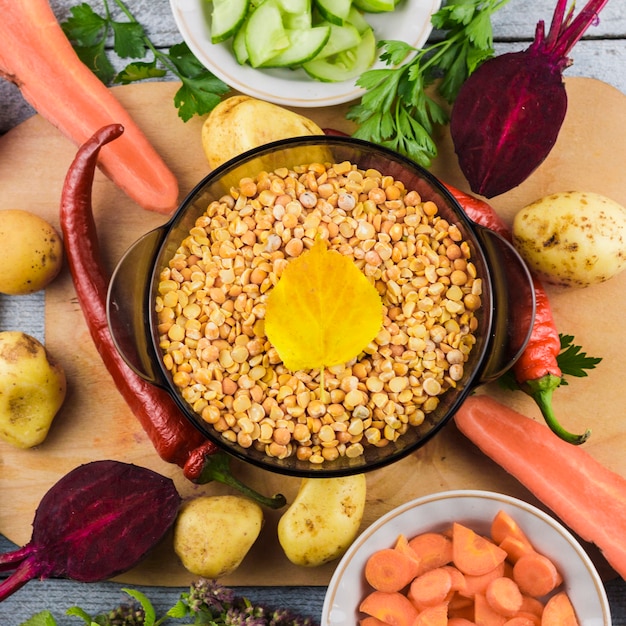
xmin=512 ymin=553 xmax=560 ymax=598
xmin=452 ymin=523 xmax=508 ymax=576
xmin=474 ymin=592 xmax=507 ymax=626
xmin=519 ymin=595 xmax=544 ymax=617
xmin=414 ymin=602 xmax=448 ymax=626
xmin=408 ymin=531 xmax=453 ymax=575
xmin=448 ymin=619 xmax=477 ymax=626
xmin=360 ymin=590 xmax=420 ymax=626
xmin=395 ymin=533 xmax=422 ymax=565
xmin=502 ymin=617 xmax=538 ymax=626
xmin=448 ymin=593 xmax=475 ymax=620
xmin=442 ymin=565 xmax=467 ymax=591
xmin=485 ymin=577 xmax=523 ymax=617
xmin=360 ymin=617 xmax=390 ymax=626
xmin=365 ymin=547 xmax=421 ymax=592
xmin=407 ymin=567 xmax=453 ymax=610
xmin=490 ymin=510 xmax=533 ymax=548
xmin=498 ymin=535 xmax=536 ymax=564
xmin=460 ymin=562 xmax=506 ymax=599
xmin=541 ymin=591 xmax=580 ymax=626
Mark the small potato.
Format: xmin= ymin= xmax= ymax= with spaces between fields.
xmin=0 ymin=209 xmax=63 ymax=295
xmin=512 ymin=191 xmax=626 ymax=288
xmin=278 ymin=474 xmax=366 ymax=567
xmin=0 ymin=331 xmax=66 ymax=448
xmin=202 ymin=95 xmax=326 ymax=169
xmin=173 ymin=495 xmax=263 ymax=578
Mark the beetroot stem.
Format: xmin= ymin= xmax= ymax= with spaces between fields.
xmin=550 ymin=0 xmax=610 ymax=60
xmin=0 ymin=558 xmax=41 ymax=601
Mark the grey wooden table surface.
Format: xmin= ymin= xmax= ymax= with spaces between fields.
xmin=1 ymin=0 xmax=626 ymax=623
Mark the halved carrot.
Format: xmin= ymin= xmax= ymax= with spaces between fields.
xmin=365 ymin=547 xmax=421 ymax=592
xmin=360 ymin=617 xmax=390 ymax=626
xmin=502 ymin=617 xmax=538 ymax=626
xmin=460 ymin=562 xmax=506 ymax=599
xmin=394 ymin=533 xmax=422 ymax=565
xmin=408 ymin=532 xmax=453 ymax=575
xmin=519 ymin=595 xmax=544 ymax=617
xmin=485 ymin=577 xmax=523 ymax=617
xmin=541 ymin=592 xmax=580 ymax=626
xmin=512 ymin=553 xmax=560 ymax=598
xmin=443 ymin=565 xmax=467 ymax=591
xmin=360 ymin=590 xmax=420 ymax=626
xmin=491 ymin=510 xmax=533 ymax=549
xmin=0 ymin=0 xmax=179 ymax=213
xmin=452 ymin=522 xmax=508 ymax=576
xmin=498 ymin=536 xmax=535 ymax=564
xmin=408 ymin=567 xmax=453 ymax=610
xmin=474 ymin=592 xmax=506 ymax=626
xmin=414 ymin=602 xmax=448 ymax=626
xmin=454 ymin=394 xmax=626 ymax=579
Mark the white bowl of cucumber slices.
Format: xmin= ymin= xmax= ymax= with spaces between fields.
xmin=170 ymin=0 xmax=441 ymax=107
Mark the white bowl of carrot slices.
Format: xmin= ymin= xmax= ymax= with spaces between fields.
xmin=321 ymin=490 xmax=611 ymax=626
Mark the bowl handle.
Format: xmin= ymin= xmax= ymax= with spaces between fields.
xmin=106 ymin=227 xmax=168 ymax=386
xmin=473 ymin=225 xmax=536 ymax=384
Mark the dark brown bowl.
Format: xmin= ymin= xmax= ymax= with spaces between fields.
xmin=107 ymin=136 xmax=535 ymax=477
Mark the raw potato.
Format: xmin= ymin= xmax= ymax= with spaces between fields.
xmin=202 ymin=95 xmax=325 ymax=169
xmin=0 ymin=209 xmax=63 ymax=295
xmin=512 ymin=191 xmax=626 ymax=288
xmin=173 ymin=495 xmax=263 ymax=578
xmin=278 ymin=474 xmax=367 ymax=567
xmin=0 ymin=331 xmax=66 ymax=448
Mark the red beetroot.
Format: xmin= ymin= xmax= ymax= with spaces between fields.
xmin=450 ymin=0 xmax=610 ymax=198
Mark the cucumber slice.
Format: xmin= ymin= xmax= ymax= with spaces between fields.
xmin=315 ymin=0 xmax=352 ymax=25
xmin=211 ymin=0 xmax=249 ymax=44
xmin=277 ymin=0 xmax=311 ymax=12
xmin=232 ymin=16 xmax=250 ymax=64
xmin=262 ymin=26 xmax=330 ymax=67
xmin=245 ymin=0 xmax=290 ymax=67
xmin=352 ymin=0 xmax=395 ymax=11
xmin=314 ymin=22 xmax=361 ymax=60
xmin=346 ymin=6 xmax=372 ymax=34
xmin=303 ymin=27 xmax=376 ymax=82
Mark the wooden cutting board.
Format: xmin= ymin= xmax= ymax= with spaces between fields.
xmin=1 ymin=77 xmax=625 ymax=587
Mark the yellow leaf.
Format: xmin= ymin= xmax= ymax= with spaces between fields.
xmin=265 ymin=238 xmax=383 ymax=372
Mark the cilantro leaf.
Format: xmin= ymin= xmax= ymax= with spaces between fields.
xmin=73 ymin=43 xmax=116 ymax=84
xmin=110 ymin=20 xmax=147 ymax=59
xmin=61 ymin=3 xmax=106 ymax=46
xmin=557 ymin=334 xmax=602 ymax=379
xmin=115 ymin=61 xmax=167 ymax=84
xmin=175 ymin=75 xmax=230 ymax=122
xmin=18 ymin=611 xmax=58 ymax=626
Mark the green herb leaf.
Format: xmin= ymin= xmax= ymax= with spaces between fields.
xmin=61 ymin=3 xmax=106 ymax=46
xmin=348 ymin=0 xmax=511 ymax=167
xmin=557 ymin=334 xmax=602 ymax=380
xmin=18 ymin=611 xmax=58 ymax=626
xmin=115 ymin=60 xmax=167 ymax=84
xmin=122 ymin=588 xmax=157 ymax=626
xmin=110 ymin=20 xmax=147 ymax=59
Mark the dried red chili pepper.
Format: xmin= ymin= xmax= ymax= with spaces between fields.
xmin=444 ymin=183 xmax=590 ymax=444
xmin=59 ymin=124 xmax=286 ymax=507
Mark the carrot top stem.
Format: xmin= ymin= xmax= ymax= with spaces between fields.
xmin=523 ymin=374 xmax=590 ymax=445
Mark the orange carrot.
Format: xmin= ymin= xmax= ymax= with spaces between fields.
xmin=519 ymin=596 xmax=544 ymax=617
xmin=460 ymin=562 xmax=506 ymax=599
xmin=360 ymin=590 xmax=420 ymax=626
xmin=485 ymin=577 xmax=523 ymax=617
xmin=414 ymin=603 xmax=448 ymax=626
xmin=0 ymin=0 xmax=179 ymax=213
xmin=512 ymin=552 xmax=560 ymax=598
xmin=541 ymin=592 xmax=579 ymax=626
xmin=448 ymin=619 xmax=477 ymax=626
xmin=407 ymin=567 xmax=453 ymax=610
xmin=394 ymin=534 xmax=422 ymax=565
xmin=474 ymin=593 xmax=506 ymax=626
xmin=360 ymin=617 xmax=390 ymax=626
xmin=502 ymin=617 xmax=539 ymax=626
xmin=498 ymin=536 xmax=535 ymax=564
xmin=443 ymin=565 xmax=467 ymax=591
xmin=408 ymin=532 xmax=453 ymax=575
xmin=491 ymin=511 xmax=533 ymax=549
xmin=454 ymin=394 xmax=626 ymax=579
xmin=448 ymin=593 xmax=475 ymax=620
xmin=452 ymin=523 xmax=508 ymax=576
xmin=365 ymin=547 xmax=421 ymax=592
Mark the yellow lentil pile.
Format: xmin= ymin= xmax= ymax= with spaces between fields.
xmin=155 ymin=160 xmax=483 ymax=465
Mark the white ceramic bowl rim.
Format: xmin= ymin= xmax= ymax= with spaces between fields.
xmin=322 ymin=489 xmax=612 ymax=626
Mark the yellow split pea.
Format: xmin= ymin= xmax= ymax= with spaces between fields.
xmin=155 ymin=161 xmax=483 ymax=465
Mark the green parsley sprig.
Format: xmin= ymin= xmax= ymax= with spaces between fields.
xmin=21 ymin=579 xmax=317 ymax=626
xmin=347 ymin=0 xmax=510 ymax=168
xmin=60 ymin=0 xmax=230 ymax=122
